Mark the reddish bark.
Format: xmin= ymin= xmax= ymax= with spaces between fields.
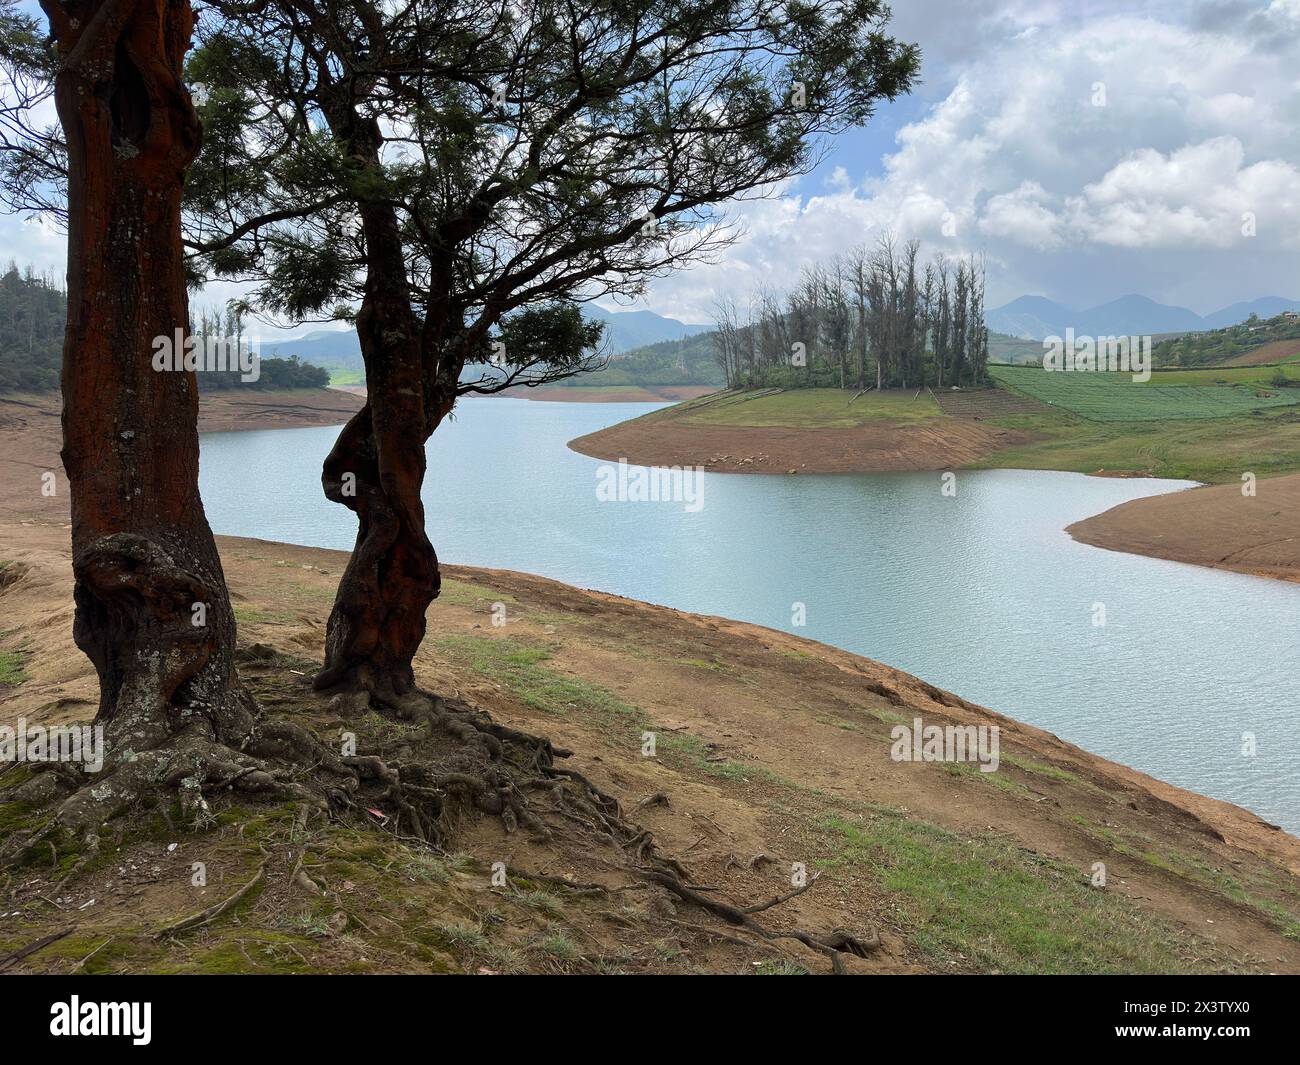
xmin=44 ymin=0 xmax=253 ymax=751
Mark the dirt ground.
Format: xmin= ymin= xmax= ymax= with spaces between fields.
xmin=569 ymin=404 xmax=1037 ymax=474
xmin=3 ymin=520 xmax=1300 ymax=974
xmin=1067 ymin=473 xmax=1300 ymax=583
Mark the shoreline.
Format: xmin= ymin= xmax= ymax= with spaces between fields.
xmin=8 ymin=386 xmax=1297 ymax=584
xmin=570 ymin=390 xmax=1300 ymax=585
xmin=6 ymin=390 xmax=1300 ymax=970
xmin=568 ymin=397 xmax=1041 ymax=474
xmin=6 ymin=517 xmax=1297 ymax=856
xmin=1066 ymin=473 xmax=1300 ymax=583
xmin=0 ymin=389 xmax=364 ymax=521
xmin=4 ymin=518 xmax=1300 ymax=974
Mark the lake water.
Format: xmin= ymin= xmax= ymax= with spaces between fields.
xmin=200 ymin=398 xmax=1300 ymax=832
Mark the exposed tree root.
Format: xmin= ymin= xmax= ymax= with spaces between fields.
xmin=3 ymin=670 xmax=878 ymax=972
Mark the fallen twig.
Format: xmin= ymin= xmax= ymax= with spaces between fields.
xmin=743 ymin=871 xmax=820 ymax=914
xmin=155 ymin=858 xmax=269 ymax=938
xmin=0 ymin=928 xmax=71 ymax=971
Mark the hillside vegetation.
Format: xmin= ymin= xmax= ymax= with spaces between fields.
xmin=1153 ymin=312 xmax=1300 ymax=369
xmin=0 ymin=265 xmax=63 ymax=391
xmin=0 ymin=266 xmax=333 ymax=393
xmin=554 ymin=330 xmax=723 ymax=388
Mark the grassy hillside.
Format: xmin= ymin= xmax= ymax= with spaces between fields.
xmin=1153 ymin=312 xmax=1300 ymax=369
xmin=987 ymin=332 xmax=1044 ymax=364
xmin=669 ymin=387 xmax=943 ymax=427
xmin=555 ymin=330 xmax=723 ymax=387
xmin=584 ymin=369 xmax=1300 ymax=483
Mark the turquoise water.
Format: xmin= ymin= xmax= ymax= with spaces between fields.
xmin=199 ymin=398 xmax=1300 ymax=831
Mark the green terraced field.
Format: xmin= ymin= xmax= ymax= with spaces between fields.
xmin=989 ymin=365 xmax=1300 ymax=422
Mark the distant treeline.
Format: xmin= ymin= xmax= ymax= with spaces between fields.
xmin=190 ymin=307 xmax=330 ymax=390
xmin=712 ymin=238 xmax=989 ymax=391
xmin=0 ymin=265 xmax=330 ymax=392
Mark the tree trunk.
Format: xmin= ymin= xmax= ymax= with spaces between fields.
xmin=46 ymin=0 xmax=254 ymax=758
xmin=314 ymin=119 xmax=438 ymax=703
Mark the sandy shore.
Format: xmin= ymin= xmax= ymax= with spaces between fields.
xmin=1067 ymin=473 xmax=1300 ymax=583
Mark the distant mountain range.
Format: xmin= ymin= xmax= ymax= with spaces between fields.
xmin=261 ymin=305 xmax=710 ymax=369
xmin=987 ymin=294 xmax=1300 ymax=341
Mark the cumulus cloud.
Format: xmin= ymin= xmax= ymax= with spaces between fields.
xmin=1066 ymin=138 xmax=1300 ymax=249
xmin=643 ymin=1 xmax=1300 ymax=321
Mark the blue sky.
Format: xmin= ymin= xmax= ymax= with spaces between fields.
xmin=6 ymin=1 xmax=1299 ymax=333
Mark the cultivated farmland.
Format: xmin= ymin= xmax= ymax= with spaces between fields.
xmin=989 ymin=365 xmax=1300 ymax=422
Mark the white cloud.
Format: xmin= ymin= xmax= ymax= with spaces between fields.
xmin=643 ymin=2 xmax=1300 ymax=320
xmin=980 ymin=182 xmax=1064 ymax=250
xmin=1066 ymin=138 xmax=1300 ymax=249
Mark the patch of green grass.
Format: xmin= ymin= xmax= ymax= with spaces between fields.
xmin=278 ymin=912 xmax=334 ymax=938
xmin=999 ymin=754 xmax=1116 ymax=802
xmin=1074 ymin=820 xmax=1300 ymax=941
xmin=656 ymin=730 xmax=794 ymax=787
xmin=517 ymin=889 xmax=566 ymax=918
xmin=977 ymin=402 xmax=1300 ymax=483
xmin=481 ymin=944 xmax=529 ymax=974
xmin=233 ymin=606 xmax=294 ymax=625
xmin=435 ymin=635 xmax=645 ymax=727
xmin=681 ymin=388 xmax=943 ymax=429
xmin=435 ymin=579 xmax=515 ymax=608
xmin=942 ymin=760 xmax=1028 ymax=794
xmin=1000 ymin=753 xmax=1079 ymax=783
xmin=0 ymin=648 xmax=28 ymax=685
xmin=431 ymin=922 xmax=489 ymax=953
xmin=401 ymin=851 xmax=452 ymax=884
xmin=678 ymin=657 xmax=730 ymax=673
xmin=817 ymin=811 xmax=1226 ymax=974
xmin=539 ymin=932 xmax=579 ymax=961
xmin=991 ymin=364 xmax=1300 ymax=422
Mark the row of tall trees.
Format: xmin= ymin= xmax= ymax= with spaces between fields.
xmin=0 ymin=0 xmax=918 ymax=832
xmin=713 ymin=238 xmax=989 ymax=391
